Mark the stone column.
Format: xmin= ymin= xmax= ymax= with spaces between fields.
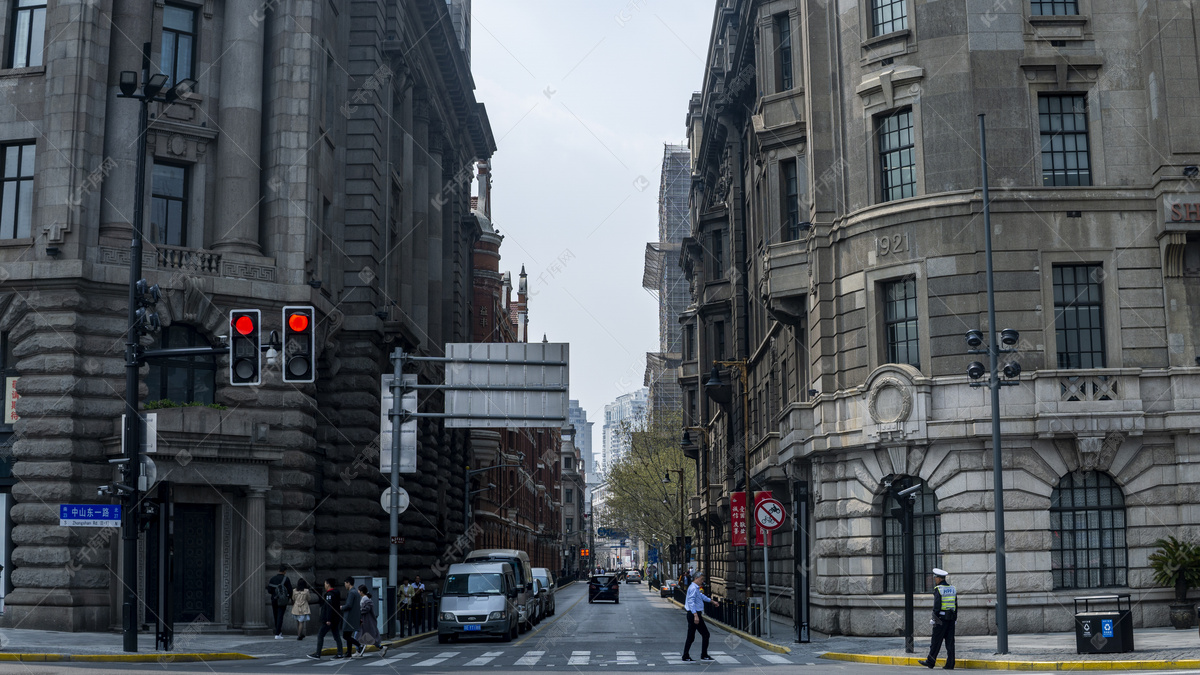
xmin=212 ymin=0 xmax=265 ymax=254
xmin=243 ymin=486 xmax=270 ymax=633
xmin=98 ymin=0 xmax=152 ymax=240
xmin=411 ymin=91 xmax=431 ymax=336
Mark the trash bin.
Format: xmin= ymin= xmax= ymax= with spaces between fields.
xmin=1074 ymin=595 xmax=1134 ymax=654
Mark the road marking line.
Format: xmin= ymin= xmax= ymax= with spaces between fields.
xmin=412 ymin=651 xmax=459 ymax=666
xmin=569 ymin=650 xmax=590 ymax=665
xmin=661 ymin=652 xmax=688 ymax=665
xmin=363 ymin=652 xmax=417 ymax=667
xmin=708 ymin=652 xmax=738 ymax=664
xmin=270 ymin=658 xmax=308 ymax=666
xmin=514 ymin=650 xmax=545 ymax=666
xmin=314 ymin=659 xmax=353 ymax=666
xmin=762 ymin=654 xmax=791 ymax=664
xmin=616 ymin=650 xmax=637 ymax=664
xmin=464 ymin=651 xmax=504 ymax=666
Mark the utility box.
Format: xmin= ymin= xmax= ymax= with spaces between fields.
xmin=1074 ymin=595 xmax=1134 ymax=654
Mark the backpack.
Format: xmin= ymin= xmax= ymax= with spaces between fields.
xmin=269 ymin=578 xmax=289 ymax=605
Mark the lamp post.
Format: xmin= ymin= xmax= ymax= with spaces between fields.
xmin=663 ymin=469 xmax=686 ymax=579
xmin=463 ymin=463 xmax=525 ymax=535
xmin=116 ymin=50 xmax=197 ymax=653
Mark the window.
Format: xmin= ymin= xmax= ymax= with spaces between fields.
xmin=1051 ymin=472 xmax=1126 ymax=589
xmin=883 ymin=481 xmax=941 ymax=593
xmin=8 ymin=0 xmax=46 ymax=68
xmin=714 ymin=321 xmax=726 ymax=361
xmin=883 ymin=278 xmax=920 ymax=368
xmin=781 ymin=159 xmax=801 ymax=241
xmin=1 ymin=142 xmax=35 ymax=240
xmin=1053 ymin=264 xmax=1106 ymax=368
xmin=565 ymin=488 xmax=573 ymax=504
xmin=160 ymin=4 xmax=196 ymax=86
xmin=0 ymin=332 xmax=12 ymax=373
xmin=878 ymin=109 xmax=916 ymax=202
xmin=871 ymin=0 xmax=908 ymax=37
xmin=1040 ymin=95 xmax=1091 ymax=186
xmin=1031 ymin=0 xmax=1078 ymax=15
xmin=710 ymin=231 xmax=725 ymax=278
xmin=566 ymin=517 xmax=574 ymax=533
xmin=564 ymin=456 xmax=573 ymax=470
xmin=150 ymin=163 xmax=189 ymax=246
xmin=684 ymin=324 xmax=696 ymax=360
xmin=775 ymin=14 xmax=793 ymax=92
xmin=145 ymin=326 xmax=215 ymax=405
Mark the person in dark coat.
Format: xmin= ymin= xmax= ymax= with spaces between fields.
xmin=355 ymin=585 xmax=387 ymax=658
xmin=307 ymin=578 xmax=344 ymax=660
xmin=340 ymin=577 xmax=362 ymax=657
xmin=266 ymin=565 xmax=293 ymax=639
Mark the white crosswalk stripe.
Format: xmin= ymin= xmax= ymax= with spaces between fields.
xmin=616 ymin=650 xmax=637 ymax=665
xmin=513 ymin=650 xmax=545 ymax=666
xmin=761 ymin=654 xmax=791 ymax=664
xmin=270 ymin=658 xmax=309 ymax=667
xmin=412 ymin=651 xmax=460 ymax=666
xmin=568 ymin=650 xmax=590 ymax=665
xmin=362 ymin=651 xmax=417 ymax=667
xmin=661 ymin=651 xmax=689 ymax=664
xmin=707 ymin=651 xmax=740 ymax=664
xmin=313 ymin=658 xmax=351 ymax=666
xmin=465 ymin=651 xmax=505 ymax=666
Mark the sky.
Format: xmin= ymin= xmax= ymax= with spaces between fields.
xmin=470 ymin=2 xmax=713 ymax=457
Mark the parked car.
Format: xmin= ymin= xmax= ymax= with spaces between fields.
xmin=659 ymin=579 xmax=678 ymax=598
xmin=532 ymin=567 xmax=556 ymax=617
xmin=437 ymin=562 xmax=519 ymax=643
xmin=588 ymin=573 xmax=620 ymax=603
xmin=625 ymin=570 xmax=642 ymax=583
xmin=464 ymin=549 xmax=535 ymax=631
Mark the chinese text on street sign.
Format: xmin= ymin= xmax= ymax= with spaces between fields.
xmin=60 ymin=504 xmax=121 ymax=528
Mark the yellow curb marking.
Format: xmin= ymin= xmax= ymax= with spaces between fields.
xmin=0 ymin=652 xmax=253 ymax=663
xmin=664 ymin=595 xmax=791 ymax=654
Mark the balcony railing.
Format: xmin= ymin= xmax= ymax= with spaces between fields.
xmin=154 ymin=244 xmax=222 ymax=275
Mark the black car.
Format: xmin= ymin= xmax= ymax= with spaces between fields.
xmin=587 ymin=574 xmax=620 ymax=603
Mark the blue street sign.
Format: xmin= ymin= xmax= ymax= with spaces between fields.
xmin=648 ymin=548 xmax=659 ymax=563
xmin=59 ymin=504 xmax=122 ymax=528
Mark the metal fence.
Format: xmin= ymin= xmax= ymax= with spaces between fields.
xmin=392 ymin=595 xmax=438 ymax=637
xmin=671 ymin=587 xmax=761 ymax=637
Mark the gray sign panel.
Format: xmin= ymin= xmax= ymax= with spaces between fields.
xmin=443 ymin=343 xmax=569 ymax=428
xmin=380 ymin=373 xmax=417 ymax=473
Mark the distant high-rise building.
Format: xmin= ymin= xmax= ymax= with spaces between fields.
xmin=643 ymin=144 xmax=691 ymax=420
xmin=601 ymin=389 xmax=647 ymax=473
xmin=568 ymin=400 xmax=595 ymax=477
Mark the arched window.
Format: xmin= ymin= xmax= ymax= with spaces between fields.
xmin=1051 ymin=471 xmax=1126 ymax=589
xmin=145 ymin=325 xmax=215 ymax=405
xmin=883 ymin=480 xmax=942 ymax=593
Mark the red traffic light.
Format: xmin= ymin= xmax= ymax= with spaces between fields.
xmin=233 ymin=315 xmax=256 ymax=336
xmin=287 ymin=312 xmax=310 ymax=333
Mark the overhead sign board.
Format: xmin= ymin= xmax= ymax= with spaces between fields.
xmin=443 ymin=343 xmax=569 ymax=428
xmin=380 ymin=374 xmax=417 ymax=473
xmin=60 ymin=504 xmax=121 ymax=528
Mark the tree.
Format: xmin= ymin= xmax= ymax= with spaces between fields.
xmin=596 ymin=410 xmax=695 ymax=574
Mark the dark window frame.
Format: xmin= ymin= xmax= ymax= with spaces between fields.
xmin=870 ymin=0 xmax=908 ymax=37
xmin=8 ymin=0 xmax=46 ymax=69
xmin=878 ymin=108 xmax=916 ymax=203
xmin=159 ymin=3 xmax=197 ymax=86
xmin=150 ymin=162 xmax=190 ymax=246
xmin=144 ymin=325 xmax=216 ymax=406
xmin=883 ymin=277 xmax=920 ymax=369
xmin=1040 ymin=94 xmax=1092 ymax=187
xmin=1050 ymin=471 xmax=1127 ymax=590
xmin=1031 ymin=0 xmax=1079 ymax=15
xmin=1 ymin=141 xmax=36 ymax=240
xmin=883 ymin=481 xmax=941 ymax=594
xmin=775 ymin=13 xmax=793 ymax=92
xmin=710 ymin=230 xmax=725 ymax=279
xmin=781 ymin=159 xmax=800 ymax=241
xmin=1053 ymin=264 xmax=1106 ymax=369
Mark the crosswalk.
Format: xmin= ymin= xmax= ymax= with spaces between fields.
xmin=267 ymin=648 xmax=805 ymax=668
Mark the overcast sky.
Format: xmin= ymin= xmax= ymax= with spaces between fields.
xmin=470 ymin=2 xmax=713 ymax=458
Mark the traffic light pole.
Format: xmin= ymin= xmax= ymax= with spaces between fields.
xmin=387 ymin=349 xmax=404 ymax=610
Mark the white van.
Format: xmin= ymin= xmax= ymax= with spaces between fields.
xmin=437 ymin=562 xmax=519 ymax=643
xmin=464 ymin=549 xmax=535 ymax=631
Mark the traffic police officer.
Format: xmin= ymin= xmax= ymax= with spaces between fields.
xmin=920 ymin=568 xmax=956 ymax=669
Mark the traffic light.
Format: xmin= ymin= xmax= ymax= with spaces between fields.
xmin=281 ymin=306 xmax=315 ymax=383
xmin=229 ymin=309 xmax=261 ymax=386
xmin=581 ymin=548 xmax=589 ymax=557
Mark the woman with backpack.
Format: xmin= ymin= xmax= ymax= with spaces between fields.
xmin=291 ymin=578 xmax=313 ymax=640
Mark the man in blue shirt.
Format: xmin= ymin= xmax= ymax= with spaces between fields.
xmin=682 ymin=571 xmax=719 ymax=661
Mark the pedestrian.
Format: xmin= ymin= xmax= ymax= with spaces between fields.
xmin=398 ymin=577 xmax=413 ymax=636
xmin=411 ymin=575 xmax=427 ymax=631
xmin=291 ymin=578 xmax=313 ymax=640
xmin=919 ymin=568 xmax=957 ymax=670
xmin=682 ymin=571 xmax=718 ymax=662
xmin=356 ymin=585 xmax=388 ymax=658
xmin=340 ymin=577 xmax=363 ymax=657
xmin=307 ymin=578 xmax=344 ymax=660
xmin=266 ymin=565 xmax=293 ymax=639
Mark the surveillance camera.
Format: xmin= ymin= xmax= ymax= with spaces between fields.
xmin=967 ymin=361 xmax=986 ymax=380
xmin=1000 ymin=328 xmax=1020 ymax=346
xmin=965 ymin=330 xmax=984 ymax=348
xmin=1003 ymin=361 xmax=1022 ymax=379
xmin=897 ymin=483 xmax=922 ymax=498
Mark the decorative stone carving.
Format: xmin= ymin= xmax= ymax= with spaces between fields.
xmin=868 ymin=377 xmax=913 ymax=426
xmin=1056 ymin=430 xmax=1125 ymax=473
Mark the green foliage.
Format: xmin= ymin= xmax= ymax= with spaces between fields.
xmin=143 ymin=399 xmax=227 ymax=411
xmin=1148 ymin=536 xmax=1200 ymax=602
xmin=596 ymin=409 xmax=695 ymax=552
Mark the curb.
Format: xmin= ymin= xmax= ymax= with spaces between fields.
xmin=820 ymin=652 xmax=1200 ymax=670
xmin=0 ymin=652 xmax=253 ymax=663
xmin=665 ymin=597 xmax=791 ymax=654
xmin=316 ymin=629 xmax=437 ymax=655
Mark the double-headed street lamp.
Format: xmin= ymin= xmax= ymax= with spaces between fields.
xmin=662 ymin=469 xmax=686 ymax=579
xmin=114 ymin=47 xmax=197 ymax=653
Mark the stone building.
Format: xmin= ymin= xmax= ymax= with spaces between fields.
xmin=679 ymin=0 xmax=1200 ymax=638
xmin=0 ymin=0 xmax=496 ymax=632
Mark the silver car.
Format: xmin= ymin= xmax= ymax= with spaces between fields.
xmin=437 ymin=562 xmax=519 ymax=643
xmin=531 ymin=567 xmax=556 ymax=618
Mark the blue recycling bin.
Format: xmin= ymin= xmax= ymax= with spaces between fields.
xmin=1074 ymin=595 xmax=1134 ymax=654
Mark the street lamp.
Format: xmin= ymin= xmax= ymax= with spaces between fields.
xmin=115 ymin=48 xmax=198 ymax=654
xmin=663 ymin=469 xmax=686 ymax=580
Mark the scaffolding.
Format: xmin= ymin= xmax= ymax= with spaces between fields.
xmin=644 ymin=144 xmax=692 ymax=418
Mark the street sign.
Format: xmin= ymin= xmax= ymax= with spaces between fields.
xmin=390 ymin=536 xmax=405 ymax=545
xmin=379 ymin=487 xmax=410 ymax=515
xmin=443 ymin=343 xmax=569 ymax=428
xmin=120 ymin=413 xmax=157 ymax=453
xmin=755 ymin=497 xmax=786 ymax=531
xmin=60 ymin=504 xmax=121 ymax=527
xmin=380 ymin=374 xmax=417 ymax=473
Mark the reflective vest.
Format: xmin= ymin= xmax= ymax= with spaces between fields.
xmin=935 ymin=584 xmax=957 ymax=612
